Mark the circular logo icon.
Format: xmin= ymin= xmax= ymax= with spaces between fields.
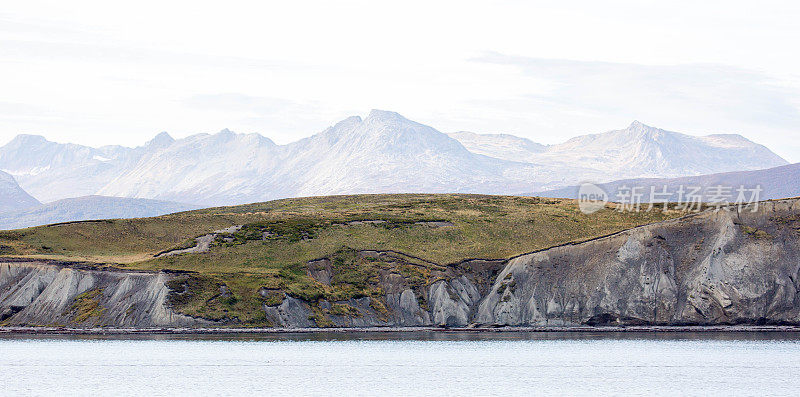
xmin=578 ymin=182 xmax=608 ymax=214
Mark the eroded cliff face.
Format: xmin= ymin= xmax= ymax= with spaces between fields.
xmin=476 ymin=199 xmax=800 ymax=326
xmin=260 ymin=255 xmax=505 ymax=328
xmin=2 ymin=199 xmax=799 ymax=328
xmin=0 ymin=261 xmax=205 ymax=327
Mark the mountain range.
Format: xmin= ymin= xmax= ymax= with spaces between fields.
xmin=0 ymin=110 xmax=789 ymax=210
xmin=449 ymin=120 xmax=787 ymax=183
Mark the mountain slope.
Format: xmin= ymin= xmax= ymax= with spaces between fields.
xmin=0 ymin=195 xmax=197 ymax=230
xmin=446 ymin=131 xmax=546 ymax=160
xmin=0 ymin=171 xmax=40 ymax=211
xmin=275 ymin=110 xmax=537 ymax=198
xmin=537 ymin=162 xmax=800 ymax=201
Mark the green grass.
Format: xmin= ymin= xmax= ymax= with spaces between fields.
xmin=0 ymin=194 xmax=689 ymax=324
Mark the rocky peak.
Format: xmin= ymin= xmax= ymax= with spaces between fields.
xmin=5 ymin=134 xmax=49 ymax=148
xmin=365 ymin=109 xmax=405 ymax=122
xmin=145 ymin=131 xmax=175 ymax=148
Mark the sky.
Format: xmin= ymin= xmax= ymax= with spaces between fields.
xmin=2 ymin=0 xmax=800 ymax=161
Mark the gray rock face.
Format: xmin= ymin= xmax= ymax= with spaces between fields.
xmin=264 ymin=296 xmax=314 ymax=328
xmin=428 ymin=277 xmax=481 ymax=326
xmin=0 ymin=261 xmax=205 ymax=327
xmin=476 ymin=199 xmax=800 ymax=326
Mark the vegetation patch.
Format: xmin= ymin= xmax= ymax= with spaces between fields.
xmin=67 ymin=288 xmax=106 ymax=324
xmin=742 ymin=226 xmax=773 ymax=239
xmin=261 ymin=289 xmax=285 ymax=306
xmin=166 ymin=274 xmax=272 ymax=324
xmin=369 ymin=297 xmax=390 ymax=320
xmin=309 ymin=304 xmax=335 ymax=327
xmin=329 ymin=303 xmax=362 ymax=317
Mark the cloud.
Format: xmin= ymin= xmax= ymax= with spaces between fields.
xmin=464 ymin=53 xmax=800 ymax=160
xmin=182 ymin=94 xmax=357 ymax=143
xmin=473 ymin=53 xmax=800 ymax=129
xmin=0 ymin=38 xmax=298 ymax=71
xmin=183 ymin=94 xmax=304 ymax=114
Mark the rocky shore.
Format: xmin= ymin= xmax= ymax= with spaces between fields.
xmin=3 ymin=325 xmax=800 ymax=336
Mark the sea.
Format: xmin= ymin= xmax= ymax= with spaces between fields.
xmin=1 ymin=331 xmax=799 ymax=396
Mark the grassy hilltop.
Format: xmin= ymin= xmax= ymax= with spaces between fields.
xmin=0 ymin=194 xmax=686 ymax=325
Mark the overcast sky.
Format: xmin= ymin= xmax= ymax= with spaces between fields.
xmin=2 ymin=0 xmax=800 ymax=161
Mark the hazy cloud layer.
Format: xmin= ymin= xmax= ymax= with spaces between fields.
xmin=467 ymin=54 xmax=800 ymax=159
xmin=2 ymin=1 xmax=800 ymax=161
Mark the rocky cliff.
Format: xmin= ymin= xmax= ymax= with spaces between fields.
xmin=0 ymin=261 xmax=204 ymax=327
xmin=476 ymin=199 xmax=800 ymax=326
xmin=2 ymin=198 xmax=799 ymax=328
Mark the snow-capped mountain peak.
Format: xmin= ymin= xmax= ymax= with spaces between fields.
xmin=145 ymin=131 xmax=175 ymax=148
xmin=5 ymin=134 xmax=49 ymax=147
xmin=366 ymin=109 xmax=404 ymax=122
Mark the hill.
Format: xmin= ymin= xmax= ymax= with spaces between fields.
xmin=2 ymin=194 xmax=798 ymax=328
xmin=0 ymin=194 xmax=684 ymax=325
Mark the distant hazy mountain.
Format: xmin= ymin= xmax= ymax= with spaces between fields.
xmin=0 ymin=111 xmax=789 ymax=206
xmin=447 ymin=131 xmax=546 ymax=160
xmin=0 ymin=133 xmax=173 ymax=203
xmin=449 ymin=121 xmax=788 ymax=183
xmin=0 ymin=170 xmax=40 ymax=211
xmin=97 ymin=110 xmax=540 ymax=205
xmin=0 ymin=195 xmax=197 ymax=230
xmin=98 ymin=129 xmax=281 ymax=205
xmin=536 ymin=162 xmax=800 ymax=201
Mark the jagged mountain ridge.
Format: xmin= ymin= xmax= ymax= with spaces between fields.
xmin=0 ymin=111 xmax=788 ymax=206
xmin=95 ymin=111 xmax=538 ymax=205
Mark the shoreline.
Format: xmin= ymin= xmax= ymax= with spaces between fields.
xmin=3 ymin=325 xmax=800 ymax=335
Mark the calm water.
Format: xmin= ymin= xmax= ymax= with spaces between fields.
xmin=2 ymin=332 xmax=799 ymax=396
